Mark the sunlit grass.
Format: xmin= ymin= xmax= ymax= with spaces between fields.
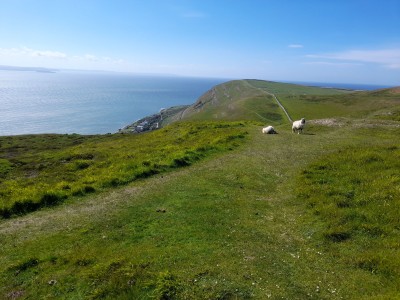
xmin=296 ymin=141 xmax=400 ymax=296
xmin=0 ymin=121 xmax=248 ymax=218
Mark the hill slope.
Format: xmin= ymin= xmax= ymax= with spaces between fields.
xmin=167 ymin=80 xmax=351 ymax=125
xmin=121 ymin=80 xmax=400 ymax=132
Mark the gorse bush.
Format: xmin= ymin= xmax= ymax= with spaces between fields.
xmin=0 ymin=121 xmax=248 ymax=218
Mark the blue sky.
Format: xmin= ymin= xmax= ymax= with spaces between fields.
xmin=0 ymin=0 xmax=399 ymax=85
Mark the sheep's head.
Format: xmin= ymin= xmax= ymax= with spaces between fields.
xmin=301 ymin=118 xmax=306 ymax=124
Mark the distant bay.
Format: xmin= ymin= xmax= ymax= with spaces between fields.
xmin=0 ymin=71 xmax=226 ymax=136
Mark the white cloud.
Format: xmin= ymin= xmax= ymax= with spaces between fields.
xmin=0 ymin=47 xmax=67 ymax=59
xmin=288 ymin=44 xmax=304 ymax=48
xmin=307 ymin=48 xmax=400 ymax=69
xmin=303 ymin=61 xmax=362 ymax=67
xmin=0 ymin=47 xmax=124 ymax=68
xmin=32 ymin=50 xmax=67 ymax=59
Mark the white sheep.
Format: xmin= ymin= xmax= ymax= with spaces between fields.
xmin=292 ymin=118 xmax=306 ymax=134
xmin=262 ymin=125 xmax=277 ymax=134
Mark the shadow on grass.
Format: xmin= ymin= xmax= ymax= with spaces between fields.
xmin=0 ymin=192 xmax=68 ymax=219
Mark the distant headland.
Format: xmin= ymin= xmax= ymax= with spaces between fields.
xmin=0 ymin=65 xmax=58 ymax=73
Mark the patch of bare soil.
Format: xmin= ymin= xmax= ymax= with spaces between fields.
xmin=310 ymin=118 xmax=400 ymax=128
xmin=309 ymin=118 xmax=345 ymax=127
xmin=389 ymin=87 xmax=400 ymax=94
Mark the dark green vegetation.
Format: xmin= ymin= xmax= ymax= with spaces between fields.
xmin=1 ymin=80 xmax=399 ymax=299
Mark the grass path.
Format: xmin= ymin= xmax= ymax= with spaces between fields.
xmin=267 ymin=92 xmax=293 ymax=123
xmin=1 ymin=123 xmax=398 ymax=299
xmin=243 ymin=80 xmax=293 ymax=123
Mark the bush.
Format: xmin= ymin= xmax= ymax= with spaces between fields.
xmin=153 ymin=271 xmax=180 ymax=300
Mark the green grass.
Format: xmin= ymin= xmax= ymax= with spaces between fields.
xmin=244 ymin=79 xmax=351 ymax=96
xmin=1 ymin=121 xmax=400 ymax=299
xmin=242 ymin=80 xmax=400 ymax=121
xmin=178 ymin=80 xmax=399 ymax=126
xmin=179 ymin=80 xmax=286 ymax=124
xmin=296 ymin=143 xmax=400 ymax=289
xmin=1 ymin=80 xmax=400 ymax=299
xmin=0 ymin=122 xmax=248 ymax=218
xmin=277 ymin=89 xmax=400 ymax=121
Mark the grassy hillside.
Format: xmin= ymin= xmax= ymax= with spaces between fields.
xmin=172 ymin=80 xmax=352 ymax=125
xmin=1 ymin=80 xmax=400 ymax=299
xmin=248 ymin=81 xmax=400 ymax=121
xmin=0 ymin=122 xmax=248 ymax=218
xmin=175 ymin=80 xmax=286 ymax=124
xmin=168 ymin=80 xmax=400 ymax=126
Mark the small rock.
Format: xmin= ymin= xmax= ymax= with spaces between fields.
xmin=48 ymin=279 xmax=57 ymax=285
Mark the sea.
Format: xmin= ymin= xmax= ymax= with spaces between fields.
xmin=0 ymin=71 xmax=227 ymax=136
xmin=0 ymin=70 xmax=392 ymax=136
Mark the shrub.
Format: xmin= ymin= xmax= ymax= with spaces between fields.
xmin=153 ymin=271 xmax=181 ymax=300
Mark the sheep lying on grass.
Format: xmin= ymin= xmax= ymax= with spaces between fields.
xmin=262 ymin=126 xmax=277 ymax=134
xmin=292 ymin=118 xmax=306 ymax=134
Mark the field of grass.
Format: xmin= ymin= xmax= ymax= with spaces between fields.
xmin=0 ymin=122 xmax=248 ymax=218
xmin=1 ymin=119 xmax=400 ymax=299
xmin=1 ymin=80 xmax=400 ymax=299
xmin=242 ymin=80 xmax=400 ymax=122
xmin=297 ymin=142 xmax=400 ymax=291
xmin=244 ymin=79 xmax=351 ymax=96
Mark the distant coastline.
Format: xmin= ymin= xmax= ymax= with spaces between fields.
xmin=284 ymin=80 xmax=392 ymax=91
xmin=0 ymin=65 xmax=58 ymax=73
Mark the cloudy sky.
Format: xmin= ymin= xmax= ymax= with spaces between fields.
xmin=0 ymin=0 xmax=399 ymax=85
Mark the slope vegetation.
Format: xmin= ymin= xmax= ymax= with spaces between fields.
xmin=170 ymin=80 xmax=351 ymax=125
xmin=167 ymin=80 xmax=400 ymax=126
xmin=172 ymin=80 xmax=286 ymax=124
xmin=0 ymin=122 xmax=248 ymax=218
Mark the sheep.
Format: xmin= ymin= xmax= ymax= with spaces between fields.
xmin=262 ymin=125 xmax=277 ymax=134
xmin=292 ymin=118 xmax=306 ymax=134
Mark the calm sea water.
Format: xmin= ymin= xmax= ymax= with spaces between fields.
xmin=0 ymin=71 xmax=391 ymax=136
xmin=0 ymin=71 xmax=226 ymax=136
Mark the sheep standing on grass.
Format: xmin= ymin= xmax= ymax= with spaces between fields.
xmin=262 ymin=126 xmax=277 ymax=134
xmin=292 ymin=118 xmax=306 ymax=134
